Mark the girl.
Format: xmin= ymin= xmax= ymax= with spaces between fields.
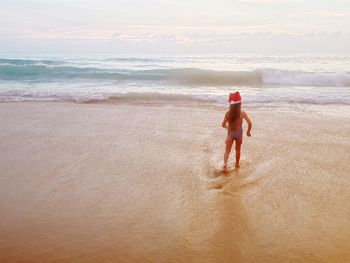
xmin=222 ymin=92 xmax=252 ymax=171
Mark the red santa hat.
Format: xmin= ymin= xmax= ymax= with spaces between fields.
xmin=228 ymin=91 xmax=241 ymax=104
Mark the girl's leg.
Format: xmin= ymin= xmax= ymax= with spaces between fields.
xmin=235 ymin=137 xmax=242 ymax=168
xmin=223 ymin=136 xmax=234 ymax=170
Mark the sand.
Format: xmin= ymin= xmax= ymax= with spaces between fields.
xmin=1 ymin=101 xmax=350 ymax=262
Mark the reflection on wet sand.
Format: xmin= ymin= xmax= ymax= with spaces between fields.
xmin=1 ymin=102 xmax=350 ymax=262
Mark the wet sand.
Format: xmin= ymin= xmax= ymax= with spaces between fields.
xmin=1 ymin=102 xmax=350 ymax=262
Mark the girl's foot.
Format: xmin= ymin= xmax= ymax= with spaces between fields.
xmin=235 ymin=163 xmax=240 ymax=168
xmin=223 ymin=164 xmax=227 ymax=171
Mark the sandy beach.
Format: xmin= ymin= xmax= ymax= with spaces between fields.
xmin=1 ymin=101 xmax=350 ymax=262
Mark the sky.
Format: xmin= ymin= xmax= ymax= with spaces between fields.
xmin=1 ymin=0 xmax=350 ymax=53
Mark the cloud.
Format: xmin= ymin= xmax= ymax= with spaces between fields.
xmin=293 ymin=11 xmax=350 ymax=18
xmin=0 ymin=0 xmax=349 ymax=52
xmin=236 ymin=0 xmax=304 ymax=4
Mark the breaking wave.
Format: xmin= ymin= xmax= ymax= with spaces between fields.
xmin=0 ymin=59 xmax=350 ymax=87
xmin=1 ymin=57 xmax=349 ymax=105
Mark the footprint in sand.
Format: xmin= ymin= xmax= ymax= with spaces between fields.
xmin=207 ymin=168 xmax=236 ymax=190
xmin=207 ymin=162 xmax=262 ymax=194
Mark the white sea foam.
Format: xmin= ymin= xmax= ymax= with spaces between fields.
xmin=0 ymin=54 xmax=349 ymax=105
xmin=259 ymin=69 xmax=350 ymax=87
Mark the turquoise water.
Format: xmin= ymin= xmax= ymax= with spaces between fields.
xmin=0 ymin=53 xmax=349 ymax=105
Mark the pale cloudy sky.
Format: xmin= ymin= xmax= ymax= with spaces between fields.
xmin=1 ymin=0 xmax=350 ymax=53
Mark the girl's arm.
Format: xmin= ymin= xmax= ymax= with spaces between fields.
xmin=243 ymin=112 xmax=252 ymax=136
xmin=221 ymin=112 xmax=229 ymax=129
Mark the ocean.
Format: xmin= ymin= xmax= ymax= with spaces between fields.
xmin=0 ymin=53 xmax=349 ymax=105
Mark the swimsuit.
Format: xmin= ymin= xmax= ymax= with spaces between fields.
xmin=227 ymin=114 xmax=243 ymax=140
xmin=227 ymin=128 xmax=243 ymax=140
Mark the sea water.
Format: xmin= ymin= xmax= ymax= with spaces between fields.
xmin=0 ymin=53 xmax=349 ymax=105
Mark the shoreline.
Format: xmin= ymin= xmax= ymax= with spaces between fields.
xmin=2 ymin=98 xmax=350 ymax=110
